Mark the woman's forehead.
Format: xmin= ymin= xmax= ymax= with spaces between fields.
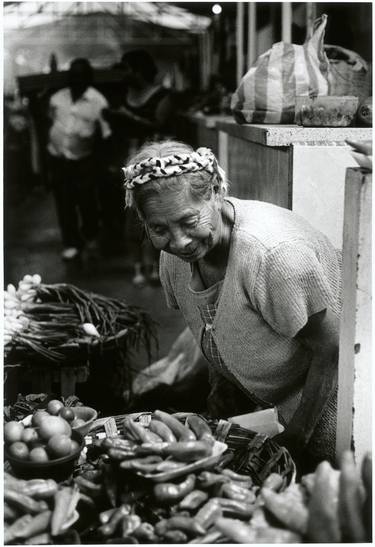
xmin=142 ymin=186 xmax=201 ymax=221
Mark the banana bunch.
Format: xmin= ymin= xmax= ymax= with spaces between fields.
xmin=4 ymin=274 xmax=41 ymax=345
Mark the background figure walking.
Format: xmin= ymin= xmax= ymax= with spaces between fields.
xmin=104 ymin=49 xmax=175 ymax=285
xmin=47 ymin=58 xmax=111 ymax=261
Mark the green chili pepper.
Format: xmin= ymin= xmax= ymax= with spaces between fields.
xmin=179 ymin=489 xmax=209 ymax=511
xmin=4 ymin=489 xmax=48 ymax=515
xmin=262 ymin=472 xmax=284 ymax=492
xmin=27 ymin=532 xmax=52 ymax=545
xmin=154 ymin=518 xmax=168 ymax=537
xmin=186 ymin=415 xmax=215 ymax=445
xmin=108 ymin=447 xmax=137 ymax=461
xmin=99 ymin=508 xmax=118 ymax=525
xmin=162 ymin=441 xmax=212 ymax=462
xmin=149 ymin=419 xmax=176 ymax=443
xmin=14 ymin=510 xmax=52 ymax=540
xmin=155 ymin=460 xmax=185 ymax=473
xmin=4 ymin=502 xmax=19 ymax=521
xmin=123 ymin=417 xmax=155 ymax=443
xmin=198 ymin=471 xmax=228 ymax=489
xmin=75 ymin=476 xmax=102 ymax=497
xmin=163 ymin=529 xmax=188 ymax=543
xmin=153 ymin=410 xmax=196 ymax=441
xmin=164 ymin=516 xmax=206 ymax=536
xmin=153 ymin=474 xmax=196 ymax=504
xmin=102 ymin=437 xmax=136 ymax=451
xmin=121 ymin=515 xmax=141 ymax=536
xmin=194 ymin=499 xmax=222 ymax=529
xmin=98 ymin=505 xmax=131 ymax=537
xmin=215 ymin=516 xmax=257 ymax=543
xmin=213 ymin=497 xmax=255 ymax=520
xmin=120 ymin=455 xmax=162 ymax=471
xmin=220 ymin=469 xmax=252 ymax=483
xmin=189 ymin=530 xmax=225 ymax=544
xmin=132 ymin=522 xmax=157 ymax=542
xmin=220 ymin=482 xmax=256 ymax=503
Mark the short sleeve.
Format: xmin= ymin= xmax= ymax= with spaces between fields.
xmin=97 ymin=97 xmax=111 ymax=139
xmin=253 ymin=242 xmax=333 ymax=338
xmin=159 ymin=252 xmax=179 ymax=310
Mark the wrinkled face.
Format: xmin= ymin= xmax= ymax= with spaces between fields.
xmin=142 ymin=184 xmax=223 ymax=262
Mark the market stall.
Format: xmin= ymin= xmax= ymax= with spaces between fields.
xmin=4 ymin=397 xmax=372 ymax=544
xmin=3 ymin=3 xmax=372 ymax=544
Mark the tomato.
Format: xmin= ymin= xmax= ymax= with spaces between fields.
xmin=47 ymin=434 xmax=73 ymax=458
xmin=4 ymin=421 xmax=24 ymax=444
xmin=38 ymin=416 xmax=72 ymax=441
xmin=47 ymin=399 xmax=64 ymax=416
xmin=21 ymin=428 xmax=39 ymax=445
xmin=29 ymin=446 xmax=49 ymax=462
xmin=70 ymin=439 xmax=80 ymax=452
xmin=8 ymin=441 xmax=29 ymax=460
xmin=59 ymin=407 xmax=75 ymax=422
xmin=32 ymin=410 xmax=50 ymax=427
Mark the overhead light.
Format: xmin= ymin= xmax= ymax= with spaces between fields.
xmin=212 ymin=4 xmax=222 ymax=15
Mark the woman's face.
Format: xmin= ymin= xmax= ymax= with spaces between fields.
xmin=142 ymin=184 xmax=223 ymax=262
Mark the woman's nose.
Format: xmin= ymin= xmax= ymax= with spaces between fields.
xmin=169 ymin=230 xmax=193 ymax=254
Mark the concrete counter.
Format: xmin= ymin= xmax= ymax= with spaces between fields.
xmin=216 ymin=120 xmax=372 ymax=147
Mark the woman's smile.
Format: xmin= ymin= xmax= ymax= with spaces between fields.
xmin=142 ymin=186 xmax=223 ymax=260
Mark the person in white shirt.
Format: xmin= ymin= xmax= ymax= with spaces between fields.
xmin=47 ymin=58 xmax=111 ymax=260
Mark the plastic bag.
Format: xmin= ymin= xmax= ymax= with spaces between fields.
xmin=132 ymin=327 xmax=202 ymax=396
xmin=231 ymin=14 xmax=331 ymax=124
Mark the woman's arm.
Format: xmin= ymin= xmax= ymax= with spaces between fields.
xmin=275 ymin=308 xmax=339 ymax=455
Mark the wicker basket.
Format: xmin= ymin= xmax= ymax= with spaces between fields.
xmin=89 ymin=412 xmax=296 ymax=489
xmin=210 ymin=419 xmax=296 ymax=488
xmin=325 ymin=45 xmax=372 ymax=100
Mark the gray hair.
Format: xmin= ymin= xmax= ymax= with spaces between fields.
xmin=123 ymin=140 xmax=229 ymax=212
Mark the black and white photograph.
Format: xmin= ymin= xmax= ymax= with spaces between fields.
xmin=2 ymin=1 xmax=372 ymax=544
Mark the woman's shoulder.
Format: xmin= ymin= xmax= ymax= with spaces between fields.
xmin=228 ymin=197 xmax=325 ymax=251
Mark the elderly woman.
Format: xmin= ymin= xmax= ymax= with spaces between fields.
xmin=123 ymin=140 xmax=342 ymax=467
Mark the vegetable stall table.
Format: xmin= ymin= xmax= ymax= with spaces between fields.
xmin=4 ymin=275 xmax=157 ymax=405
xmin=4 ymin=402 xmax=371 ymax=544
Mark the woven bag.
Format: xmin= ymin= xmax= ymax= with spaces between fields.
xmin=231 ymin=14 xmax=331 ymax=124
xmin=325 ymin=44 xmax=372 ymax=100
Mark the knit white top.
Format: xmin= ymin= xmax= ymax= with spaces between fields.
xmin=160 ymin=197 xmax=342 ymax=424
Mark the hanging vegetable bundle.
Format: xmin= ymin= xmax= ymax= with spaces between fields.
xmin=4 ymin=275 xmax=158 ymax=368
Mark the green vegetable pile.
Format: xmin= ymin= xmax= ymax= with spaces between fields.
xmin=5 ymin=279 xmax=157 ymax=364
xmin=4 ymin=475 xmax=80 ymax=545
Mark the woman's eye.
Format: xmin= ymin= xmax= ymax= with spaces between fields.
xmin=183 ymin=219 xmax=198 ymax=229
xmin=151 ymin=225 xmax=166 ymax=236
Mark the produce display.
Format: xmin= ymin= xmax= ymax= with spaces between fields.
xmin=4 ymin=274 xmax=157 ymax=365
xmin=4 ymin=401 xmax=83 ymax=463
xmin=4 ymin=474 xmax=80 ymax=544
xmin=4 ymin=403 xmax=372 ymax=544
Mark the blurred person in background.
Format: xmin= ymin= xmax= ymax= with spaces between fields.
xmin=47 ymin=58 xmax=111 ymax=261
xmin=104 ymin=49 xmax=175 ymax=286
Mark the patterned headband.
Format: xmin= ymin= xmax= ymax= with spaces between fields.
xmin=122 ymin=147 xmax=216 ymax=189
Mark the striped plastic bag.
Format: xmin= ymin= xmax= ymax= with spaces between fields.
xmin=231 ymin=14 xmax=331 ymax=124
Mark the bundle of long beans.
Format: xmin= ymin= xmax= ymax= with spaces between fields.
xmin=210 ymin=419 xmax=296 ymax=486
xmin=4 ymin=275 xmax=158 ymax=369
